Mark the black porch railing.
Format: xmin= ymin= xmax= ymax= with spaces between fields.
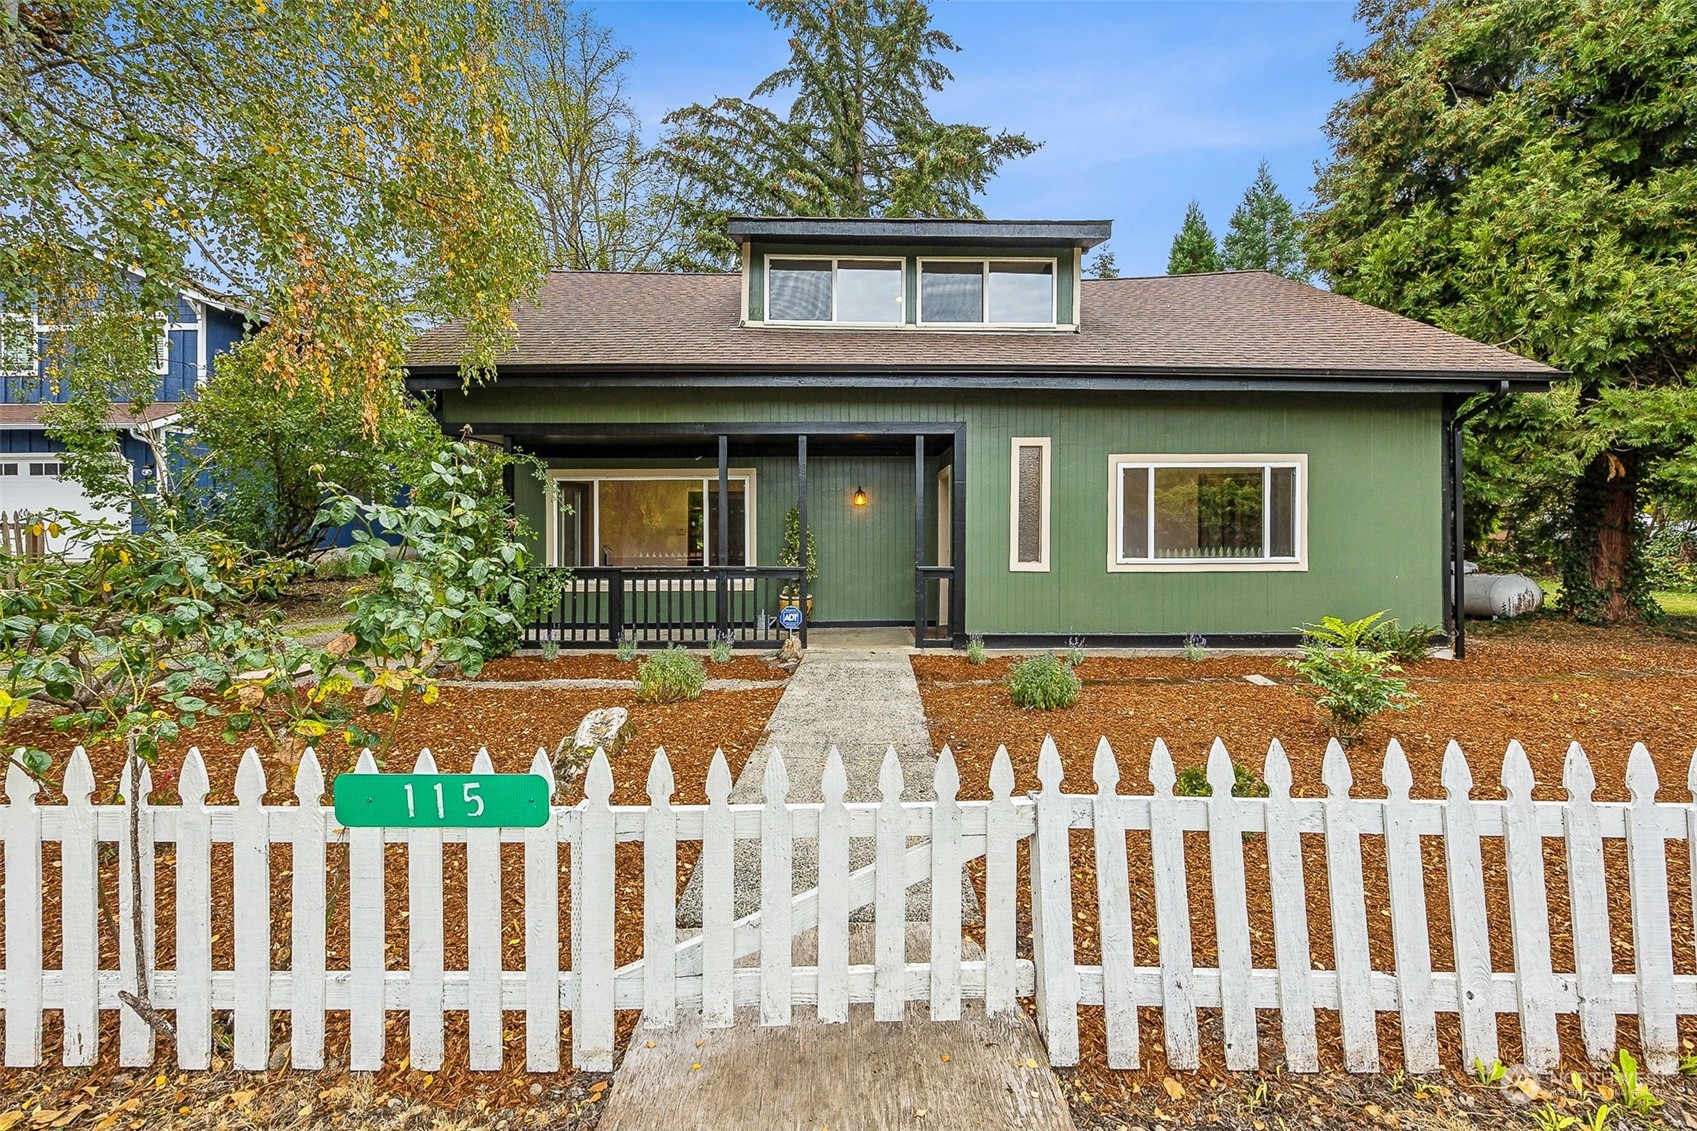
xmin=523 ymin=567 xmax=806 ymax=649
xmin=916 ymin=565 xmax=957 ymax=647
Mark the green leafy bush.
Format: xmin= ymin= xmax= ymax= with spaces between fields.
xmin=1369 ymin=618 xmax=1439 ymax=664
xmin=476 ymin=565 xmax=572 ymax=660
xmin=1288 ymin=612 xmax=1417 ymax=742
xmin=1174 ymin=759 xmax=1270 ymax=798
xmin=616 ymin=635 xmax=639 ymax=663
xmin=1007 ymin=653 xmax=1081 ymax=710
xmin=965 ymin=635 xmax=986 ymax=665
xmin=636 ymin=646 xmax=707 ymax=703
xmin=1644 ymin=525 xmax=1697 ymax=592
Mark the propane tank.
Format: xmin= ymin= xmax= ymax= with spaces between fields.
xmin=1463 ymin=572 xmax=1544 ymax=618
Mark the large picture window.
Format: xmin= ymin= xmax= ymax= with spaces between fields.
xmin=766 ymin=257 xmax=903 ymax=324
xmin=919 ymin=259 xmax=1056 ymax=325
xmin=1109 ymin=456 xmax=1305 ymax=571
xmin=547 ymin=471 xmax=756 ymax=568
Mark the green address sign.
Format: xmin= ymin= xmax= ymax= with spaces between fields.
xmin=333 ymin=774 xmax=552 ymax=828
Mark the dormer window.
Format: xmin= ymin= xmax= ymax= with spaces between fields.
xmin=920 ymin=260 xmax=1055 ymax=326
xmin=767 ymin=257 xmax=903 ymax=325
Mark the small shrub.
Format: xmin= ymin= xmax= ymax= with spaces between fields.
xmin=965 ymin=635 xmax=987 ymax=665
xmin=615 ymin=635 xmax=639 ymax=663
xmin=539 ymin=639 xmax=561 ymax=663
xmin=1007 ymin=653 xmax=1081 ymax=710
xmin=635 ymin=646 xmax=706 ymax=703
xmin=708 ymin=633 xmax=734 ymax=664
xmin=1370 ymin=618 xmax=1439 ymax=664
xmin=1288 ymin=612 xmax=1417 ymax=742
xmin=1065 ymin=635 xmax=1086 ymax=668
xmin=1611 ymin=1049 xmax=1661 ymax=1116
xmin=1181 ymin=632 xmax=1208 ymax=662
xmin=1174 ymin=759 xmax=1270 ymax=799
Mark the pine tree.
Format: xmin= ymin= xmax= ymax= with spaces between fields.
xmin=1221 ymin=161 xmax=1306 ymax=279
xmin=659 ymin=0 xmax=1039 ymax=269
xmin=1166 ymin=201 xmax=1222 ymax=274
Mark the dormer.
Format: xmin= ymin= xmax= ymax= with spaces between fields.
xmin=729 ymin=217 xmax=1111 ymax=332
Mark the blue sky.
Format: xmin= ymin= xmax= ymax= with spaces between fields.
xmin=594 ymin=0 xmax=1365 ymax=277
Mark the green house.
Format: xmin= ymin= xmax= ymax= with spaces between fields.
xmin=406 ymin=218 xmax=1556 ymax=652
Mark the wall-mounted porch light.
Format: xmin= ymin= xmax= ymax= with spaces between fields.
xmin=852 ymin=485 xmax=868 ymax=508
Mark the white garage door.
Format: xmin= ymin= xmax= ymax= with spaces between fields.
xmin=0 ymin=458 xmax=132 ymax=552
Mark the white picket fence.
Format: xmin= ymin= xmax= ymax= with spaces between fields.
xmin=2 ymin=733 xmax=1696 ymax=1077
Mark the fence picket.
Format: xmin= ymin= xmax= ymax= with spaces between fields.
xmin=760 ymin=747 xmax=793 ymax=1026
xmin=3 ymin=759 xmax=42 ymax=1067
xmin=233 ymin=749 xmax=272 ymax=1070
xmin=1381 ymin=740 xmax=1438 ymax=1073
xmin=984 ymin=746 xmax=1019 ymax=1019
xmin=467 ymin=747 xmax=503 ymax=1070
xmin=1091 ymin=739 xmax=1138 ymax=1069
xmin=1440 ymin=743 xmax=1498 ymax=1069
xmin=1562 ymin=742 xmax=1615 ymax=1064
xmin=1262 ymin=741 xmax=1317 ymax=1072
xmin=702 ymin=749 xmax=734 ymax=1029
xmin=875 ymin=746 xmax=907 ymax=1022
xmin=573 ymin=749 xmax=616 ymax=1070
xmin=817 ymin=747 xmax=850 ymax=1023
xmin=1205 ymin=740 xmax=1257 ymax=1070
xmin=1148 ymin=739 xmax=1199 ymax=1070
xmin=174 ymin=750 xmax=213 ymax=1069
xmin=1625 ymin=745 xmax=1677 ymax=1073
xmin=291 ymin=750 xmax=329 ymax=1070
xmin=347 ymin=750 xmax=387 ymax=1071
xmin=116 ymin=759 xmax=156 ymax=1067
xmin=642 ymin=748 xmax=676 ymax=1029
xmin=408 ymin=749 xmax=445 ymax=1069
xmin=930 ymin=746 xmax=963 ymax=1022
xmin=60 ymin=750 xmax=100 ymax=1067
xmin=1030 ymin=737 xmax=1080 ymax=1064
xmin=526 ymin=749 xmax=561 ymax=1070
xmin=1322 ymin=740 xmax=1378 ymax=1072
xmin=1501 ymin=741 xmax=1558 ymax=1072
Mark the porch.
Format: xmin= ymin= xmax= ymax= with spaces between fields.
xmin=482 ymin=422 xmax=966 ymax=649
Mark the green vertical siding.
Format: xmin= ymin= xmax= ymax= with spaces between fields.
xmin=455 ymin=387 xmax=1444 ymax=636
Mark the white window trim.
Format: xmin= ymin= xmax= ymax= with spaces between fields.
xmin=916 ymin=256 xmax=1061 ymax=329
xmin=0 ymin=313 xmax=39 ymax=378
xmin=761 ymin=255 xmax=906 ymax=327
xmin=1105 ymin=453 xmax=1308 ymax=573
xmin=543 ymin=467 xmax=759 ymax=570
xmin=1009 ymin=436 xmax=1051 ymax=572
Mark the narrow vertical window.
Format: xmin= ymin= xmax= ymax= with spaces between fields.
xmin=1010 ymin=437 xmax=1051 ymax=572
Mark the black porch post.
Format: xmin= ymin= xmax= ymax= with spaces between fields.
xmin=950 ymin=428 xmax=966 ymax=646
xmin=914 ymin=434 xmax=926 ymax=646
xmin=716 ymin=434 xmax=729 ymax=637
xmin=797 ymin=434 xmax=808 ymax=650
xmin=1452 ymin=418 xmax=1468 ymax=659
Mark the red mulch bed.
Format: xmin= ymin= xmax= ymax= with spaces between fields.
xmin=479 ymin=652 xmax=788 ymax=683
xmin=916 ymin=623 xmax=1697 ymax=1120
xmin=0 ymin=683 xmax=783 ymax=1106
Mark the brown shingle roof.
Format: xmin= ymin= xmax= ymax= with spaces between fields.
xmin=406 ymin=269 xmax=1557 ymax=383
xmin=0 ymin=402 xmax=182 ymax=429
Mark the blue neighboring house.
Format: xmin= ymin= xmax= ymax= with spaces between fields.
xmin=0 ymin=284 xmax=252 ymax=533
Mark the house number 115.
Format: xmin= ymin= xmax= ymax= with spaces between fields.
xmin=402 ymin=781 xmax=485 ymax=820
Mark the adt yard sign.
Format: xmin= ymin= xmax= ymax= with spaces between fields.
xmin=778 ymin=604 xmax=804 ymax=631
xmin=333 ymin=773 xmax=551 ymax=828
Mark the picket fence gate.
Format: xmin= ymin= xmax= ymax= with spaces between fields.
xmin=3 ymin=733 xmax=1697 ymax=1078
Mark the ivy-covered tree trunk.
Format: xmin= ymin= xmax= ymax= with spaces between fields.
xmin=1562 ymin=450 xmax=1650 ymax=624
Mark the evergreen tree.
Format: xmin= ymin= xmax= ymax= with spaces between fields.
xmin=1086 ymin=250 xmax=1119 ymax=279
xmin=1166 ymin=201 xmax=1222 ymax=274
xmin=1308 ymin=0 xmax=1697 ymax=624
xmin=1221 ymin=161 xmax=1307 ymax=279
xmin=659 ymin=0 xmax=1039 ymax=270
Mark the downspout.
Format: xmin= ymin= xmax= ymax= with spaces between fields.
xmin=1448 ymin=382 xmax=1508 ymax=659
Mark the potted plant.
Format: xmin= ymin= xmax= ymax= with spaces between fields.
xmin=777 ymin=505 xmax=819 ymax=620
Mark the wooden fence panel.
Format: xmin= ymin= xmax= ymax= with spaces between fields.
xmin=1440 ymin=742 xmax=1499 ymax=1070
xmin=525 ymin=749 xmax=562 ymax=1070
xmin=4 ymin=761 xmax=42 ymax=1068
xmin=291 ymin=750 xmax=329 ymax=1070
xmin=1147 ymin=739 xmax=1199 ymax=1070
xmin=1625 ymin=745 xmax=1678 ymax=1073
xmin=174 ymin=751 xmax=213 ymax=1070
xmin=1206 ymin=740 xmax=1257 ymax=1071
xmin=874 ymin=748 xmax=907 ymax=1023
xmin=1262 ymin=741 xmax=1318 ymax=1072
xmin=930 ymin=746 xmax=964 ymax=1022
xmin=760 ymin=748 xmax=793 ymax=1027
xmin=817 ymin=747 xmax=851 ymax=1023
xmin=467 ymin=748 xmax=504 ymax=1070
xmin=116 ymin=760 xmax=156 ymax=1068
xmin=60 ymin=750 xmax=100 ymax=1067
xmin=1381 ymin=740 xmax=1438 ymax=1073
xmin=1563 ymin=742 xmax=1615 ymax=1064
xmin=1502 ymin=741 xmax=1559 ymax=1072
xmin=984 ymin=747 xmax=1020 ymax=1019
xmin=347 ymin=750 xmax=387 ymax=1071
xmin=1322 ymin=740 xmax=1378 ymax=1073
xmin=1091 ymin=740 xmax=1138 ymax=1069
xmin=641 ymin=749 xmax=676 ymax=1031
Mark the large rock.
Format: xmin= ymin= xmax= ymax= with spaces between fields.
xmin=553 ymin=706 xmax=630 ymax=785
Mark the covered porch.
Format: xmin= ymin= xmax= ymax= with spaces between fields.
xmin=475 ymin=421 xmax=967 ymax=649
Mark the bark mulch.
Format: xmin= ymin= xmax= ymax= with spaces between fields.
xmin=915 ymin=625 xmax=1697 ymax=1128
xmin=478 ymin=652 xmax=789 ymax=684
xmin=0 ymin=683 xmax=785 ymax=1120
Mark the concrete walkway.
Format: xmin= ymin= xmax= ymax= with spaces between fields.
xmin=677 ymin=646 xmax=958 ymax=923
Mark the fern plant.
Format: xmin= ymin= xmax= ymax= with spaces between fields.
xmin=1287 ymin=611 xmax=1417 ymax=742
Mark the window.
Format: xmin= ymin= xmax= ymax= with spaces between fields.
xmin=1109 ymin=455 xmax=1305 ymax=571
xmin=1009 ymin=437 xmax=1050 ymax=572
xmin=547 ymin=471 xmax=757 ymax=568
xmin=28 ymin=462 xmax=64 ymax=478
xmin=0 ymin=464 xmax=17 ymax=476
xmin=152 ymin=320 xmax=171 ymax=376
xmin=766 ymin=258 xmax=903 ymax=324
xmin=1 ymin=315 xmax=37 ymax=377
xmin=919 ymin=260 xmax=1056 ymax=325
